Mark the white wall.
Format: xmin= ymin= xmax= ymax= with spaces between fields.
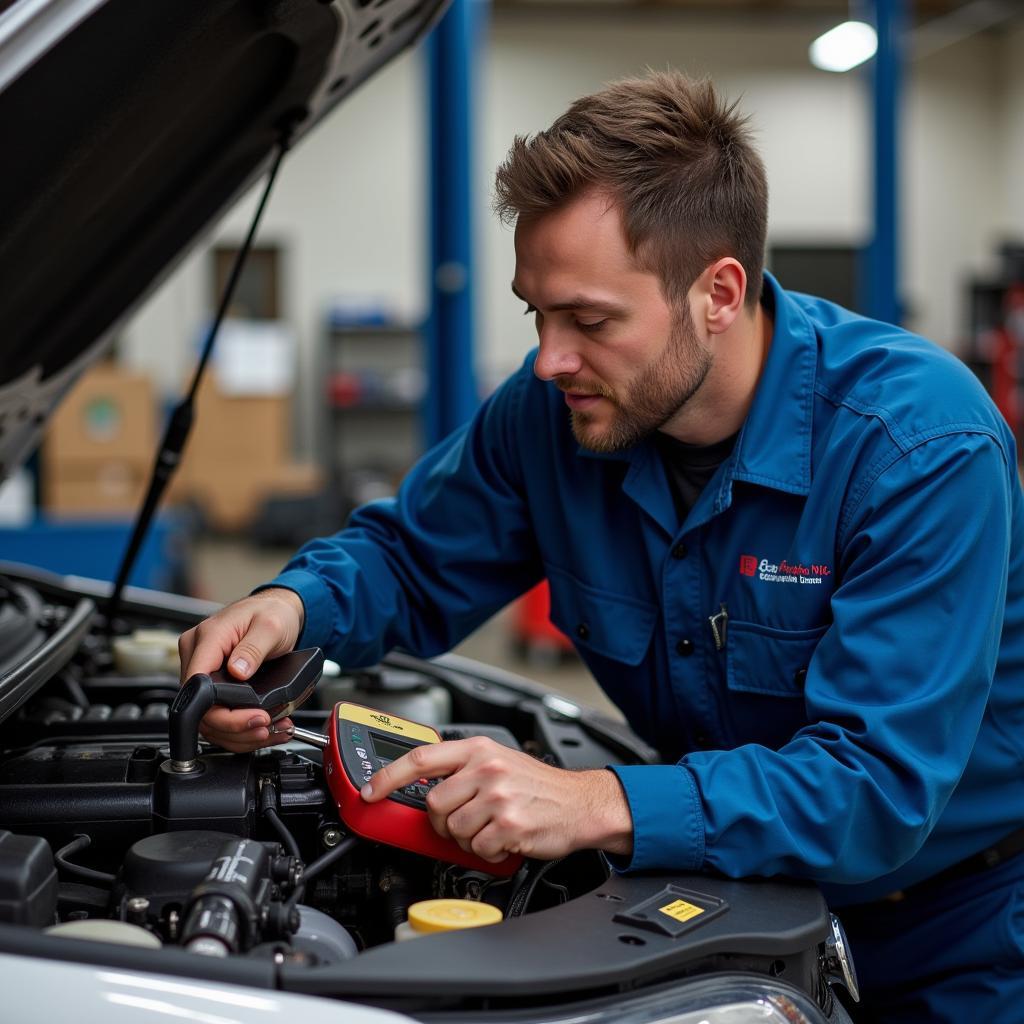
xmin=903 ymin=30 xmax=1005 ymax=353
xmin=480 ymin=11 xmax=872 ymax=378
xmin=1000 ymin=25 xmax=1024 ymax=236
xmin=121 ymin=8 xmax=1023 ymax=456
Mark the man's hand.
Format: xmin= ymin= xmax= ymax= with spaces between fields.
xmin=177 ymin=587 xmax=305 ymax=753
xmin=361 ymin=737 xmax=634 ymax=863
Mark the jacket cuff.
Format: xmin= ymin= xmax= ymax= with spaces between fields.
xmin=256 ymin=569 xmax=335 ymax=651
xmin=606 ymin=763 xmax=706 ymax=873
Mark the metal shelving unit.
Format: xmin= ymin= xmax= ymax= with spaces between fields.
xmin=322 ymin=322 xmax=426 ymax=516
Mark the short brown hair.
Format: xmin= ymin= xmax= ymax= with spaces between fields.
xmin=494 ymin=71 xmax=768 ymax=311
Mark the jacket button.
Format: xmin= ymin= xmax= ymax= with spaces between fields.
xmin=576 ymin=622 xmax=590 ymax=640
xmin=793 ymin=668 xmax=807 ymax=686
xmin=676 ymin=639 xmax=695 ymax=657
xmin=671 ymin=543 xmax=688 ymax=560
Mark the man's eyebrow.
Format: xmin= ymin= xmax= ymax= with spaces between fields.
xmin=510 ymin=283 xmax=626 ymax=315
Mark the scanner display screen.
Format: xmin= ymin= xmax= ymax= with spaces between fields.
xmin=371 ymin=733 xmax=417 ymax=765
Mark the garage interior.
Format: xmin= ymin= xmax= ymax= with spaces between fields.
xmin=6 ymin=0 xmax=1024 ymax=719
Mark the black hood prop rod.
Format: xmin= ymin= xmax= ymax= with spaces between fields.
xmin=105 ymin=131 xmax=293 ymax=630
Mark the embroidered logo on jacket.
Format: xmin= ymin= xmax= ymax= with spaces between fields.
xmin=739 ymin=555 xmax=758 ymax=577
xmin=741 ymin=556 xmax=831 ymax=585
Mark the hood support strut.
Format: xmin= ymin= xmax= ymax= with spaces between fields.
xmin=105 ymin=129 xmax=294 ymax=630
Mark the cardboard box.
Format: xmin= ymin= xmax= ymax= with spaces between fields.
xmin=44 ymin=459 xmax=148 ymax=518
xmin=45 ymin=363 xmax=156 ymax=465
xmin=182 ymin=377 xmax=291 ymax=472
xmin=184 ymin=461 xmax=323 ymax=532
xmin=160 ymin=375 xmax=316 ymax=530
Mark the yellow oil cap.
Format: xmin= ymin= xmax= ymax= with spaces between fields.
xmin=407 ymin=899 xmax=503 ymax=934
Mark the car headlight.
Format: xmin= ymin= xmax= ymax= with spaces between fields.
xmin=430 ymin=974 xmax=842 ymax=1024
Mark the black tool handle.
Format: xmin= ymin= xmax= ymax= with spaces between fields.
xmin=168 ymin=648 xmax=324 ymax=770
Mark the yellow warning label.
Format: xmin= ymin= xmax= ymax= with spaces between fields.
xmin=658 ymin=899 xmax=705 ymax=923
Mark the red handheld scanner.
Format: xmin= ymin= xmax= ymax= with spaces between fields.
xmin=322 ymin=702 xmax=523 ymax=878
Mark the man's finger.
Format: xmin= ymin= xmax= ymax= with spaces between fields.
xmin=177 ymin=630 xmax=197 ymax=682
xmin=202 ymin=706 xmax=270 ymax=735
xmin=199 ymin=718 xmax=293 ymax=752
xmin=444 ymin=794 xmax=494 ymax=848
xmin=469 ymin=822 xmax=514 ymax=864
xmin=424 ymin=774 xmax=478 ymax=840
xmin=201 ymin=734 xmax=290 ymax=753
xmin=200 ymin=715 xmax=269 ymax=740
xmin=200 ymin=724 xmax=271 ymax=751
xmin=362 ymin=740 xmax=475 ymax=802
xmin=424 ymin=771 xmax=476 ymax=817
xmin=225 ymin=614 xmax=289 ymax=679
xmin=183 ymin=626 xmax=240 ymax=683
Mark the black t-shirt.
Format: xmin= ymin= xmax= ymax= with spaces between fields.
xmin=655 ymin=430 xmax=739 ymax=523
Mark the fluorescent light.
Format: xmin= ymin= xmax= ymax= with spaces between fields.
xmin=810 ymin=20 xmax=878 ymax=72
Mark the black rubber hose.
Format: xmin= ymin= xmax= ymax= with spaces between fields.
xmin=55 ymin=835 xmax=117 ymax=886
xmin=507 ymin=858 xmax=565 ymax=918
xmin=303 ymin=836 xmax=360 ymax=887
xmin=264 ymin=806 xmax=301 ymax=862
xmin=285 ymin=836 xmax=359 ymax=915
xmin=259 ymin=776 xmax=302 ymax=862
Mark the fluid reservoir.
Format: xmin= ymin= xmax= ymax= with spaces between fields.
xmin=46 ymin=920 xmax=162 ymax=948
xmin=394 ymin=898 xmax=502 ymax=941
xmin=112 ymin=629 xmax=180 ymax=675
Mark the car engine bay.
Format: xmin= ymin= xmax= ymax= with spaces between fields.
xmin=0 ymin=564 xmax=848 ymax=1017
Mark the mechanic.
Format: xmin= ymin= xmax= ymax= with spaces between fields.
xmin=179 ymin=71 xmax=1024 ymax=1022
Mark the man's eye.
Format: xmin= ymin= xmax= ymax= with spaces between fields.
xmin=577 ymin=319 xmax=608 ymax=333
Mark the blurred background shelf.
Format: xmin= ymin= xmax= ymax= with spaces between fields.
xmin=321 ymin=320 xmax=426 ymax=519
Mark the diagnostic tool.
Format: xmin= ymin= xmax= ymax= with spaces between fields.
xmin=169 ymin=648 xmax=324 ymax=772
xmin=319 ymin=702 xmax=523 ymax=877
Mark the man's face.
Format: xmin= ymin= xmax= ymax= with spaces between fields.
xmin=512 ymin=191 xmax=712 ymax=453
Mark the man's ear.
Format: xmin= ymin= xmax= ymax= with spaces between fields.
xmin=693 ymin=258 xmax=747 ymax=336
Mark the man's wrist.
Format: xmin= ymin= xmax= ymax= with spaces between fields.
xmin=579 ymin=768 xmax=634 ymax=857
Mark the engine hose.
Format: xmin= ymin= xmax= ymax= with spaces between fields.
xmin=507 ymin=858 xmax=564 ymax=918
xmin=382 ymin=866 xmax=412 ymax=932
xmin=55 ymin=834 xmax=117 ymax=886
xmin=259 ymin=776 xmax=302 ymax=863
xmin=264 ymin=806 xmax=301 ymax=862
xmin=285 ymin=835 xmax=359 ymax=915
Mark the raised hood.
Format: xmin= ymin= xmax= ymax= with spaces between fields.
xmin=0 ymin=0 xmax=446 ymax=480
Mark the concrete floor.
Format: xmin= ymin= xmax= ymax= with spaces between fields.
xmin=189 ymin=537 xmax=621 ymax=718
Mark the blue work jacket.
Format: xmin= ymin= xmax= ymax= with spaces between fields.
xmin=271 ymin=272 xmax=1024 ymax=907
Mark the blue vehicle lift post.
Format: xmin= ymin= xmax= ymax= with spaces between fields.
xmin=424 ymin=0 xmax=485 ymax=446
xmin=864 ymin=0 xmax=906 ymax=325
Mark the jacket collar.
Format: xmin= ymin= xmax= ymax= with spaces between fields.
xmin=728 ymin=271 xmax=817 ymax=497
xmin=577 ymin=272 xmax=817 ymax=490
xmin=572 ymin=272 xmax=818 ymax=536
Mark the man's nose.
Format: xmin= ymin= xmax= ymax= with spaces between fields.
xmin=533 ymin=324 xmax=583 ymax=381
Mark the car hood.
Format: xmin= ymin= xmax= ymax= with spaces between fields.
xmin=0 ymin=0 xmax=446 ymax=482
xmin=2 ymin=952 xmax=416 ymax=1024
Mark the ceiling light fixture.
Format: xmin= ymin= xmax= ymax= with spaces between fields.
xmin=809 ymin=20 xmax=878 ymax=73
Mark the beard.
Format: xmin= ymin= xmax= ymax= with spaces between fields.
xmin=567 ymin=307 xmax=712 ymax=453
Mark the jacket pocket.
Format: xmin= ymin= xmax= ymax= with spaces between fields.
xmin=725 ymin=619 xmax=830 ymax=697
xmin=545 ymin=563 xmax=658 ymax=666
xmin=721 ymin=619 xmax=829 ymax=748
